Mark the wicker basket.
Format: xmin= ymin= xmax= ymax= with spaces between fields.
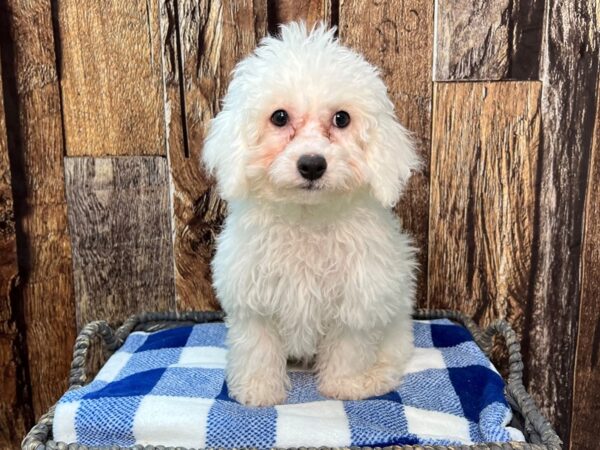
xmin=22 ymin=309 xmax=562 ymax=450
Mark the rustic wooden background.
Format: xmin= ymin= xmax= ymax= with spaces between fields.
xmin=0 ymin=1 xmax=598 ymax=449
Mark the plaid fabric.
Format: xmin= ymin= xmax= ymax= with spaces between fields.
xmin=53 ymin=319 xmax=525 ymax=448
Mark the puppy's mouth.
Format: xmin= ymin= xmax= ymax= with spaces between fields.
xmin=300 ymin=181 xmax=323 ymax=191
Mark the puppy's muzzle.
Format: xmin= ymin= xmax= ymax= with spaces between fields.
xmin=297 ymin=154 xmax=327 ymax=180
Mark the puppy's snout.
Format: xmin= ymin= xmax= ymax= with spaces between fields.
xmin=297 ymin=154 xmax=327 ymax=180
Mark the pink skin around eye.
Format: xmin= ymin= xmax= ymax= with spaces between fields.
xmin=253 ymin=110 xmax=346 ymax=170
xmin=252 ymin=117 xmax=295 ymax=169
xmin=251 ymin=107 xmax=366 ymax=178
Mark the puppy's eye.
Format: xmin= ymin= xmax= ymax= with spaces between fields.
xmin=333 ymin=111 xmax=351 ymax=128
xmin=270 ymin=109 xmax=289 ymax=127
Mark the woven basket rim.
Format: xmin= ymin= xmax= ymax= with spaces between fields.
xmin=21 ymin=308 xmax=562 ymax=450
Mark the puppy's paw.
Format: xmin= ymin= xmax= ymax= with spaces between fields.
xmin=229 ymin=374 xmax=288 ymax=407
xmin=318 ymin=366 xmax=401 ymax=400
xmin=318 ymin=376 xmax=371 ymax=400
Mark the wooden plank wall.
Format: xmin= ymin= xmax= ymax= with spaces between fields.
xmin=64 ymin=157 xmax=176 ymax=327
xmin=0 ymin=45 xmax=30 ymax=447
xmin=0 ymin=1 xmax=599 ymax=449
xmin=527 ymin=1 xmax=599 ymax=440
xmin=56 ymin=0 xmax=165 ymax=156
xmin=435 ymin=0 xmax=544 ymax=80
xmin=570 ymin=74 xmax=600 ymax=450
xmin=431 ymin=2 xmax=598 ymax=447
xmin=428 ymin=81 xmax=541 ymax=337
xmin=0 ymin=0 xmax=77 ymax=428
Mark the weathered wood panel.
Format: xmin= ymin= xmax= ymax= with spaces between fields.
xmin=160 ymin=0 xmax=266 ymax=311
xmin=0 ymin=45 xmax=30 ymax=449
xmin=428 ymin=81 xmax=541 ymax=339
xmin=64 ymin=157 xmax=176 ymax=327
xmin=0 ymin=0 xmax=77 ymax=417
xmin=435 ymin=0 xmax=544 ymax=81
xmin=570 ymin=77 xmax=600 ymax=450
xmin=510 ymin=0 xmax=545 ymax=80
xmin=526 ymin=1 xmax=600 ymax=442
xmin=55 ymin=0 xmax=165 ymax=156
xmin=339 ymin=0 xmax=433 ymax=305
xmin=268 ymin=0 xmax=331 ymax=32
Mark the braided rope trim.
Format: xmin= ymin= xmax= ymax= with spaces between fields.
xmin=22 ymin=309 xmax=562 ymax=450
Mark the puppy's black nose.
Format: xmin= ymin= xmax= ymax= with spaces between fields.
xmin=297 ymin=154 xmax=327 ymax=180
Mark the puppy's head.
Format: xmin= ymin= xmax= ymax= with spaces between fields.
xmin=202 ymin=22 xmax=420 ymax=207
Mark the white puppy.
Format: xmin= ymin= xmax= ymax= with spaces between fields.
xmin=202 ymin=22 xmax=420 ymax=406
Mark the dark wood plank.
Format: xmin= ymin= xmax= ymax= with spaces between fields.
xmin=525 ymin=1 xmax=599 ymax=442
xmin=55 ymin=0 xmax=165 ymax=156
xmin=160 ymin=0 xmax=266 ymax=311
xmin=435 ymin=0 xmax=544 ymax=81
xmin=64 ymin=157 xmax=176 ymax=326
xmin=428 ymin=81 xmax=541 ymax=340
xmin=510 ymin=0 xmax=545 ymax=79
xmin=0 ymin=0 xmax=77 ymax=418
xmin=0 ymin=45 xmax=31 ymax=449
xmin=570 ymin=76 xmax=600 ymax=450
xmin=268 ymin=0 xmax=331 ymax=32
xmin=339 ymin=0 xmax=433 ymax=305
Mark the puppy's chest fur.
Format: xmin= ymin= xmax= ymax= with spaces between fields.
xmin=252 ymin=221 xmax=349 ymax=358
xmin=215 ymin=202 xmax=407 ymax=360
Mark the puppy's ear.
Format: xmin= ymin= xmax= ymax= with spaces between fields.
xmin=201 ymin=106 xmax=248 ymax=200
xmin=367 ymin=114 xmax=421 ymax=208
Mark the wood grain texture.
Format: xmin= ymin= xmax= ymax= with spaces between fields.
xmin=64 ymin=157 xmax=176 ymax=327
xmin=510 ymin=0 xmax=545 ymax=80
xmin=0 ymin=0 xmax=77 ymax=418
xmin=0 ymin=46 xmax=30 ymax=449
xmin=160 ymin=0 xmax=266 ymax=311
xmin=55 ymin=0 xmax=165 ymax=156
xmin=570 ymin=76 xmax=600 ymax=450
xmin=435 ymin=0 xmax=544 ymax=81
xmin=428 ymin=81 xmax=541 ymax=339
xmin=268 ymin=0 xmax=331 ymax=31
xmin=526 ymin=1 xmax=600 ymax=442
xmin=339 ymin=0 xmax=433 ymax=305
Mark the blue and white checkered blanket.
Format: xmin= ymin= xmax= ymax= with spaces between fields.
xmin=53 ymin=319 xmax=524 ymax=448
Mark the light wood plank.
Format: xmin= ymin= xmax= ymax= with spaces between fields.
xmin=428 ymin=81 xmax=541 ymax=337
xmin=56 ymin=0 xmax=165 ymax=156
xmin=339 ymin=0 xmax=433 ymax=305
xmin=435 ymin=0 xmax=544 ymax=81
xmin=64 ymin=157 xmax=176 ymax=326
xmin=160 ymin=0 xmax=267 ymax=311
xmin=527 ymin=1 xmax=600 ymax=441
xmin=1 ymin=0 xmax=77 ymax=418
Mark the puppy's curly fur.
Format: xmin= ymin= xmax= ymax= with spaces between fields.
xmin=202 ymin=22 xmax=420 ymax=406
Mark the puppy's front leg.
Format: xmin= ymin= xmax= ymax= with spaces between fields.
xmin=226 ymin=315 xmax=289 ymax=406
xmin=316 ymin=327 xmax=379 ymax=400
xmin=317 ymin=319 xmax=413 ymax=400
